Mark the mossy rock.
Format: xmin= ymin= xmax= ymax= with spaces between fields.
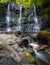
xmin=21 ymin=51 xmax=35 ymax=64
xmin=0 ymin=44 xmax=10 ymax=52
xmin=0 ymin=44 xmax=7 ymax=49
xmin=24 ymin=51 xmax=31 ymax=57
xmin=23 ymin=52 xmax=36 ymax=63
xmin=37 ymin=31 xmax=50 ymax=45
xmin=19 ymin=37 xmax=29 ymax=47
xmin=30 ymin=34 xmax=37 ymax=41
xmin=29 ymin=57 xmax=35 ymax=63
xmin=15 ymin=31 xmax=21 ymax=37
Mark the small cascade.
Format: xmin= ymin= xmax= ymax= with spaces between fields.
xmin=6 ymin=3 xmax=11 ymax=31
xmin=27 ymin=4 xmax=40 ymax=34
xmin=17 ymin=4 xmax=22 ymax=31
xmin=33 ymin=4 xmax=40 ymax=32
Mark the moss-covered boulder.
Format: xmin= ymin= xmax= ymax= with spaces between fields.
xmin=19 ymin=37 xmax=29 ymax=47
xmin=37 ymin=31 xmax=50 ymax=45
xmin=22 ymin=51 xmax=36 ymax=64
xmin=30 ymin=31 xmax=50 ymax=45
xmin=15 ymin=31 xmax=21 ymax=37
xmin=30 ymin=34 xmax=37 ymax=41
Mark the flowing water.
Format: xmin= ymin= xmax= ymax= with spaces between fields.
xmin=0 ymin=3 xmax=40 ymax=34
xmin=33 ymin=4 xmax=40 ymax=32
xmin=29 ymin=42 xmax=49 ymax=65
xmin=5 ymin=3 xmax=18 ymax=31
xmin=27 ymin=4 xmax=40 ymax=34
xmin=5 ymin=3 xmax=23 ymax=32
xmin=6 ymin=3 xmax=11 ymax=31
xmin=17 ymin=4 xmax=22 ymax=31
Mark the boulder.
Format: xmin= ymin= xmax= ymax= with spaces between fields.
xmin=37 ymin=31 xmax=50 ymax=45
xmin=30 ymin=34 xmax=37 ymax=41
xmin=22 ymin=51 xmax=36 ymax=64
xmin=15 ymin=31 xmax=21 ymax=37
xmin=19 ymin=37 xmax=29 ymax=47
xmin=30 ymin=31 xmax=50 ymax=45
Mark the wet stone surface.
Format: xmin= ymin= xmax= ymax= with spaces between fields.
xmin=0 ymin=57 xmax=17 ymax=65
xmin=0 ymin=32 xmax=36 ymax=65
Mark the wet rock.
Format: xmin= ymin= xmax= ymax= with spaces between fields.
xmin=0 ymin=19 xmax=6 ymax=28
xmin=35 ymin=45 xmax=47 ymax=51
xmin=37 ymin=31 xmax=50 ymax=45
xmin=15 ymin=31 xmax=21 ymax=37
xmin=30 ymin=31 xmax=50 ymax=45
xmin=19 ymin=37 xmax=29 ymax=47
xmin=21 ymin=51 xmax=35 ymax=64
xmin=0 ymin=30 xmax=37 ymax=65
xmin=30 ymin=34 xmax=37 ymax=41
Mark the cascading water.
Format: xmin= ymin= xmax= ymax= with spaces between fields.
xmin=17 ymin=4 xmax=22 ymax=31
xmin=6 ymin=3 xmax=11 ymax=31
xmin=33 ymin=4 xmax=40 ymax=32
xmin=28 ymin=4 xmax=40 ymax=34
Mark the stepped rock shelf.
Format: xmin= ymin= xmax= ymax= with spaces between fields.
xmin=0 ymin=31 xmax=36 ymax=65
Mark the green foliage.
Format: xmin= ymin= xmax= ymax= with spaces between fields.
xmin=0 ymin=0 xmax=8 ymax=3
xmin=42 ymin=0 xmax=50 ymax=20
xmin=9 ymin=0 xmax=16 ymax=2
xmin=16 ymin=0 xmax=33 ymax=8
xmin=0 ymin=0 xmax=50 ymax=20
xmin=37 ymin=0 xmax=44 ymax=6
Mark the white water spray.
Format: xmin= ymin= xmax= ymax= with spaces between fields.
xmin=6 ymin=3 xmax=11 ymax=31
xmin=33 ymin=4 xmax=40 ymax=32
xmin=18 ymin=4 xmax=22 ymax=31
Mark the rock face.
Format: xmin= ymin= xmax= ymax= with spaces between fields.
xmin=0 ymin=45 xmax=18 ymax=65
xmin=0 ymin=19 xmax=6 ymax=28
xmin=0 ymin=33 xmax=19 ymax=44
xmin=0 ymin=32 xmax=36 ymax=65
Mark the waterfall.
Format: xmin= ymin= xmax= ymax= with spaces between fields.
xmin=17 ymin=4 xmax=22 ymax=31
xmin=6 ymin=3 xmax=11 ymax=31
xmin=33 ymin=4 xmax=40 ymax=32
xmin=27 ymin=4 xmax=40 ymax=34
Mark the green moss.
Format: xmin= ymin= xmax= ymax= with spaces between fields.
xmin=37 ymin=31 xmax=50 ymax=44
xmin=19 ymin=37 xmax=29 ymax=47
xmin=23 ymin=55 xmax=35 ymax=63
xmin=0 ymin=44 xmax=10 ymax=52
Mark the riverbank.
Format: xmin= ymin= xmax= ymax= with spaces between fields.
xmin=0 ymin=31 xmax=36 ymax=65
xmin=0 ymin=30 xmax=50 ymax=65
